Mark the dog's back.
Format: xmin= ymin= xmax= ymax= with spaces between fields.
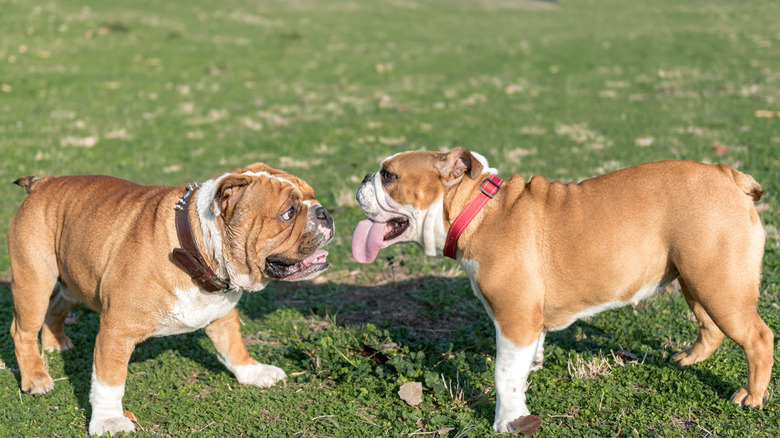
xmin=8 ymin=175 xmax=179 ymax=311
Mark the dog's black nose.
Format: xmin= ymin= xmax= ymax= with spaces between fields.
xmin=362 ymin=173 xmax=373 ymax=184
xmin=316 ymin=205 xmax=331 ymax=223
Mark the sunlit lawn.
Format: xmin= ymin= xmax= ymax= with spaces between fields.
xmin=1 ymin=0 xmax=779 ymax=436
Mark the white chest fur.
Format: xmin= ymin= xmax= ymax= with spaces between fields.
xmin=154 ymin=287 xmax=243 ymax=336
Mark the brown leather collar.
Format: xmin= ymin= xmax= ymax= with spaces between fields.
xmin=171 ymin=183 xmax=230 ymax=292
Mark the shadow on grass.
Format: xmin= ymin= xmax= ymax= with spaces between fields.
xmin=240 ymin=276 xmax=737 ymax=404
xmin=0 ymin=277 xmax=737 ymax=421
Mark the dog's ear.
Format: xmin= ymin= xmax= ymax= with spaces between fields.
xmin=438 ymin=147 xmax=484 ymax=188
xmin=210 ymin=175 xmax=251 ymax=218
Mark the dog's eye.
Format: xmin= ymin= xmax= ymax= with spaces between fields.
xmin=280 ymin=206 xmax=296 ymax=222
xmin=380 ymin=169 xmax=397 ymax=184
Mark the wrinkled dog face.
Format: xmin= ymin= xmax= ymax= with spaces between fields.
xmin=198 ymin=162 xmax=334 ymax=290
xmin=353 ymin=152 xmax=443 ymax=263
xmin=352 ymin=149 xmax=494 ymax=263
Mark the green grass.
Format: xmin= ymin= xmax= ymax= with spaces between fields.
xmin=1 ymin=0 xmax=780 ymax=436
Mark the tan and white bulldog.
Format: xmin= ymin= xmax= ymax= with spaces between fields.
xmin=352 ymin=148 xmax=773 ymax=432
xmin=8 ymin=162 xmax=334 ymax=436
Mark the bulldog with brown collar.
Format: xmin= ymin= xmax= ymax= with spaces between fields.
xmin=352 ymin=148 xmax=773 ymax=432
xmin=9 ymin=162 xmax=333 ymax=436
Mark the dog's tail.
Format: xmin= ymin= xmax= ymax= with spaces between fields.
xmin=13 ymin=176 xmax=41 ymax=194
xmin=726 ymin=166 xmax=763 ymax=202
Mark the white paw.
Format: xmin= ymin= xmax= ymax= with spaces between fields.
xmin=493 ymin=416 xmax=522 ymax=433
xmin=493 ymin=417 xmax=513 ymax=433
xmin=494 ymin=414 xmax=542 ymax=435
xmin=493 ymin=405 xmax=531 ymax=433
xmin=89 ymin=416 xmax=135 ymax=436
xmin=233 ymin=363 xmax=286 ymax=388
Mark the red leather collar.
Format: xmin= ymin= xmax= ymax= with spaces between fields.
xmin=443 ymin=175 xmax=504 ymax=260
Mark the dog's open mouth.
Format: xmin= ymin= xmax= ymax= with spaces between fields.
xmin=384 ymin=217 xmax=410 ymax=241
xmin=351 ymin=217 xmax=410 ymax=264
xmin=265 ymin=250 xmax=329 ymax=281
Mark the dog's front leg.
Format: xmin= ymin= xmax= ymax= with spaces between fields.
xmin=205 ymin=308 xmax=286 ymax=388
xmin=89 ymin=326 xmax=137 ymax=436
xmin=492 ymin=325 xmax=542 ymax=433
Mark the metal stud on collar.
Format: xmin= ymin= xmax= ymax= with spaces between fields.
xmin=174 ymin=181 xmax=199 ymax=211
xmin=171 ymin=180 xmax=230 ymax=292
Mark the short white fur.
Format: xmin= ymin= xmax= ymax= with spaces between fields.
xmin=89 ymin=368 xmax=134 ymax=436
xmin=154 ymin=287 xmax=243 ymax=336
xmin=493 ymin=327 xmax=538 ymax=433
xmin=469 ymin=150 xmax=498 ymax=176
xmin=218 ymin=356 xmax=287 ymax=388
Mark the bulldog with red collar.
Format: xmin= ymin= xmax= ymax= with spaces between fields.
xmin=352 ymin=148 xmax=773 ymax=432
xmin=9 ymin=163 xmax=333 ymax=436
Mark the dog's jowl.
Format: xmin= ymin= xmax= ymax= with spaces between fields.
xmin=8 ymin=163 xmax=333 ymax=436
xmin=352 ymin=147 xmax=773 ymax=433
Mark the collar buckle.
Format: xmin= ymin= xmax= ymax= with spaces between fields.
xmin=443 ymin=174 xmax=504 ymax=260
xmin=480 ymin=177 xmax=501 ymax=198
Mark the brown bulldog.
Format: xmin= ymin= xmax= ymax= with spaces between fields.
xmin=352 ymin=148 xmax=773 ymax=432
xmin=8 ymin=163 xmax=334 ymax=435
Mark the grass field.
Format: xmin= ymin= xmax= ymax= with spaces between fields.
xmin=1 ymin=0 xmax=780 ymax=436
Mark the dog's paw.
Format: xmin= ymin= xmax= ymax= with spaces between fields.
xmin=672 ymin=350 xmax=691 ymax=366
xmin=233 ymin=363 xmax=287 ymax=388
xmin=493 ymin=419 xmax=512 ymax=433
xmin=42 ymin=335 xmax=74 ymax=352
xmin=672 ymin=350 xmax=705 ymax=367
xmin=21 ymin=370 xmax=54 ymax=395
xmin=494 ymin=415 xmax=541 ymax=434
xmin=730 ymin=387 xmax=769 ymax=409
xmin=493 ymin=407 xmax=533 ymax=433
xmin=89 ymin=415 xmax=135 ymax=436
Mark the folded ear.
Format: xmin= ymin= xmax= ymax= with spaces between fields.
xmin=210 ymin=175 xmax=251 ymax=218
xmin=437 ymin=147 xmax=484 ymax=188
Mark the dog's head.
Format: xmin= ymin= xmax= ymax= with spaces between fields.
xmin=197 ymin=162 xmax=334 ymax=290
xmin=352 ymin=147 xmax=496 ymax=263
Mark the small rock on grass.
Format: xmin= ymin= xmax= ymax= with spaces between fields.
xmin=398 ymin=382 xmax=422 ymax=406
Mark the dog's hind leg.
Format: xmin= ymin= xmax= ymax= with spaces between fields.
xmin=672 ymin=278 xmax=725 ymax=366
xmin=706 ymin=293 xmax=773 ymax=408
xmin=9 ymin=251 xmax=59 ymax=394
xmin=671 ymin=193 xmax=772 ymax=408
xmin=41 ymin=284 xmax=81 ymax=352
xmin=677 ymin=272 xmax=773 ymax=408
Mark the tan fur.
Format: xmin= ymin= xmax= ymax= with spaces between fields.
xmin=8 ymin=163 xmax=333 ymax=430
xmin=371 ymin=150 xmax=773 ymax=409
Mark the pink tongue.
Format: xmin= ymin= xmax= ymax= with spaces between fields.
xmin=352 ymin=219 xmax=388 ymax=263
